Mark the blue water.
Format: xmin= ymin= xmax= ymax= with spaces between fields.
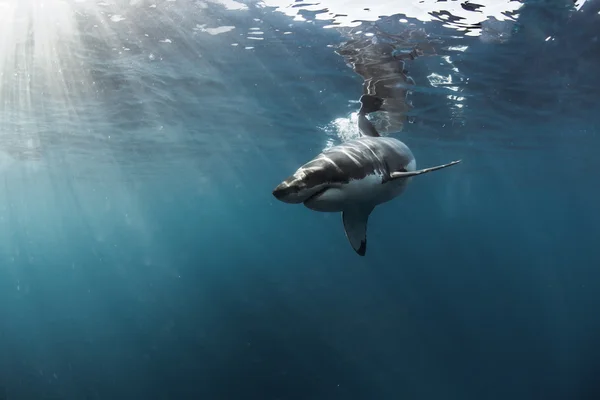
xmin=0 ymin=0 xmax=599 ymax=399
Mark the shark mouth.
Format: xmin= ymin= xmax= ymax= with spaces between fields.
xmin=303 ymin=187 xmax=330 ymax=205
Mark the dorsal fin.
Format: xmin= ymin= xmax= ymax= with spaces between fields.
xmin=358 ymin=114 xmax=380 ymax=137
xmin=359 ymin=94 xmax=384 ymax=114
xmin=357 ymin=94 xmax=384 ymax=138
xmin=390 ymin=160 xmax=461 ymax=180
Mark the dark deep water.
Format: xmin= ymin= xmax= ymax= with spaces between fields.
xmin=0 ymin=0 xmax=600 ymax=399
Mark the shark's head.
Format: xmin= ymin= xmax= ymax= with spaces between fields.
xmin=272 ymin=166 xmax=332 ymax=205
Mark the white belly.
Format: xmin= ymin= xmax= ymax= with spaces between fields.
xmin=304 ymin=173 xmax=412 ymax=212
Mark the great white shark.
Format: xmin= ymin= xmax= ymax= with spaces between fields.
xmin=272 ymin=94 xmax=461 ymax=256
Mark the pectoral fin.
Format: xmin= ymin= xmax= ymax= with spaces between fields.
xmin=390 ymin=160 xmax=461 ymax=180
xmin=342 ymin=206 xmax=374 ymax=256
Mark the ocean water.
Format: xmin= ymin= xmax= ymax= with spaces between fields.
xmin=0 ymin=0 xmax=599 ymax=399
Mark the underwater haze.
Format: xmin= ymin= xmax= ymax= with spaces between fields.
xmin=0 ymin=0 xmax=600 ymax=399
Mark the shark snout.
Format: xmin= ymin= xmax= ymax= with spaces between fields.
xmin=272 ymin=181 xmax=303 ymax=204
xmin=272 ymin=183 xmax=288 ymax=201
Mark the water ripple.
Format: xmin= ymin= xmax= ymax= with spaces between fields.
xmin=0 ymin=0 xmax=596 ymax=176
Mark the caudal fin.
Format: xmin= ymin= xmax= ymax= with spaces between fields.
xmin=390 ymin=160 xmax=461 ymax=180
